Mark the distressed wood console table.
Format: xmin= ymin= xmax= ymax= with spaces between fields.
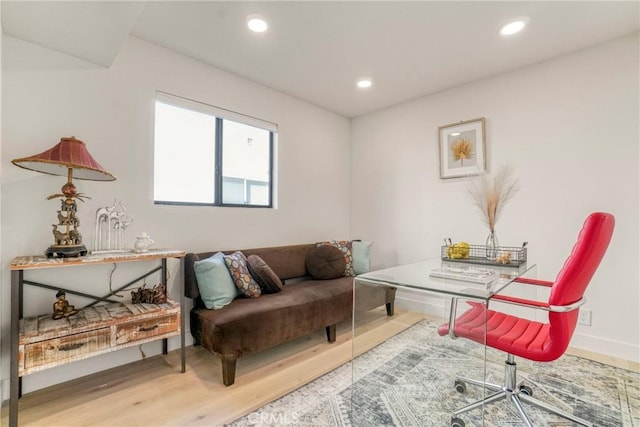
xmin=8 ymin=249 xmax=186 ymax=427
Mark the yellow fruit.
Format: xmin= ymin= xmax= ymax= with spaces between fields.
xmin=447 ymin=242 xmax=470 ymax=259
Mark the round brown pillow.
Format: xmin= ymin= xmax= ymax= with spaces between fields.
xmin=246 ymin=255 xmax=283 ymax=294
xmin=306 ymin=245 xmax=347 ymax=280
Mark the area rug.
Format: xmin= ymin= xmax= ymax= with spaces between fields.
xmin=229 ymin=320 xmax=639 ymax=426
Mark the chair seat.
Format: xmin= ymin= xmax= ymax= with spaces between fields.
xmin=438 ymin=302 xmax=559 ymax=362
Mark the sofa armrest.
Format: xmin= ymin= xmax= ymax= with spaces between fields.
xmin=185 ymin=252 xmax=212 ymax=299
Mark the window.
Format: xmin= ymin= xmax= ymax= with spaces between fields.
xmin=154 ymin=93 xmax=276 ymax=207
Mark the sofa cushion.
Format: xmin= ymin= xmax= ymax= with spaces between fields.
xmin=353 ymin=240 xmax=373 ymax=274
xmin=193 ymin=252 xmax=240 ymax=309
xmin=317 ymin=240 xmax=355 ymax=276
xmin=306 ymin=245 xmax=347 ymax=280
xmin=247 ymin=255 xmax=283 ymax=294
xmin=224 ymin=251 xmax=261 ymax=298
xmin=240 ymin=244 xmax=315 ymax=280
xmin=195 ymin=277 xmax=355 ymax=357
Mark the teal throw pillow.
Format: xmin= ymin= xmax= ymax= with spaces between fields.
xmin=194 ymin=252 xmax=240 ymax=309
xmin=352 ymin=240 xmax=373 ymax=274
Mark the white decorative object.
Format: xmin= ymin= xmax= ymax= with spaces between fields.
xmin=133 ymin=233 xmax=154 ymax=253
xmin=93 ymin=200 xmax=133 ymax=253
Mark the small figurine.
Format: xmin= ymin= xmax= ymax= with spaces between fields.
xmin=52 ymin=290 xmax=79 ymax=320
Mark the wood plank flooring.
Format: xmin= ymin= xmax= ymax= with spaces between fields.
xmin=1 ymin=309 xmax=424 ymax=426
xmin=2 ymin=308 xmax=637 ymax=426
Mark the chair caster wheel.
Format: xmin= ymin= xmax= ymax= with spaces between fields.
xmin=451 ymin=416 xmax=465 ymax=427
xmin=454 ymin=380 xmax=467 ymax=393
xmin=519 ymin=385 xmax=533 ymax=396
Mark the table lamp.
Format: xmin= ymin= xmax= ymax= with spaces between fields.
xmin=12 ymin=136 xmax=116 ymax=257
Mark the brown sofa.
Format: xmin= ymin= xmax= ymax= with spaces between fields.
xmin=184 ymin=243 xmax=396 ymax=386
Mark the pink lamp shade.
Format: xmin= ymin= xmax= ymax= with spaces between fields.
xmin=11 ymin=136 xmax=116 ymax=181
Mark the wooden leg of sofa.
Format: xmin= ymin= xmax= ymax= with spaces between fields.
xmin=386 ymin=302 xmax=395 ymax=316
xmin=222 ymin=356 xmax=237 ymax=386
xmin=193 ymin=331 xmax=202 ymax=347
xmin=326 ymin=324 xmax=337 ymax=343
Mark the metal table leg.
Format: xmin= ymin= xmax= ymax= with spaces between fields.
xmin=10 ymin=270 xmax=22 ymax=427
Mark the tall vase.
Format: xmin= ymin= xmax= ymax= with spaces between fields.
xmin=486 ymin=231 xmax=499 ymax=260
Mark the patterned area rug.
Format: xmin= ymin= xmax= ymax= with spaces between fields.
xmin=230 ymin=320 xmax=639 ymax=426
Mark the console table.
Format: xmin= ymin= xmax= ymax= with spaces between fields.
xmin=8 ymin=249 xmax=186 ymax=427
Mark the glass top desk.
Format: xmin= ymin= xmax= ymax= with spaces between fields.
xmin=352 ymin=259 xmax=536 ymax=426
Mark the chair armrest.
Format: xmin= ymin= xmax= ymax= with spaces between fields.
xmin=491 ymin=294 xmax=586 ymax=312
xmin=514 ymin=277 xmax=554 ymax=287
xmin=491 ymin=294 xmax=549 ymax=309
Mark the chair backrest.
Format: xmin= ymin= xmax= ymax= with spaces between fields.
xmin=546 ymin=212 xmax=614 ymax=358
xmin=550 ymin=212 xmax=615 ymax=307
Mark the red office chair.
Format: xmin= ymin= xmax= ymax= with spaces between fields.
xmin=438 ymin=212 xmax=615 ymax=427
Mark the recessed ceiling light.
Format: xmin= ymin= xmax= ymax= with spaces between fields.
xmin=500 ymin=17 xmax=529 ymax=36
xmin=357 ymin=79 xmax=372 ymax=89
xmin=247 ymin=15 xmax=268 ymax=33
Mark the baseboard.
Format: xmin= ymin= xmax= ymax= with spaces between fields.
xmin=570 ymin=332 xmax=640 ymax=369
xmin=395 ymin=293 xmax=447 ymax=319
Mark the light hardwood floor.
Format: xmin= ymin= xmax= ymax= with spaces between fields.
xmin=2 ymin=309 xmax=637 ymax=426
xmin=1 ymin=309 xmax=425 ymax=427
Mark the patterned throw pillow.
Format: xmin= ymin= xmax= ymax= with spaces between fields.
xmin=246 ymin=255 xmax=283 ymax=294
xmin=316 ymin=240 xmax=355 ymax=276
xmin=224 ymin=251 xmax=261 ymax=298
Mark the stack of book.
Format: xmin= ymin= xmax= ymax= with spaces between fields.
xmin=429 ymin=266 xmax=498 ymax=285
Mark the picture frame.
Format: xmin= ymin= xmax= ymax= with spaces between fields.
xmin=438 ymin=117 xmax=486 ymax=179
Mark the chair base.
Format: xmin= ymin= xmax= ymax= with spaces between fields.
xmin=450 ymin=355 xmax=592 ymax=427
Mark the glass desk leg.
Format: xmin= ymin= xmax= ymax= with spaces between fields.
xmin=351 ymin=279 xmax=490 ymax=426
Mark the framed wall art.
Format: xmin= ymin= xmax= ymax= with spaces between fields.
xmin=438 ymin=117 xmax=486 ymax=179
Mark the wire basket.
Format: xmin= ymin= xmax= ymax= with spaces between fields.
xmin=441 ymin=244 xmax=527 ymax=267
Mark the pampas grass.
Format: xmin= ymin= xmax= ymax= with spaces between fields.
xmin=467 ymin=166 xmax=518 ymax=233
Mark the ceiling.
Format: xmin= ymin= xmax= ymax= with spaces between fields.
xmin=3 ymin=1 xmax=639 ymax=118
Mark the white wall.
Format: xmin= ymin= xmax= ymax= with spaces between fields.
xmin=1 ymin=35 xmax=351 ymax=394
xmin=351 ymin=34 xmax=640 ymax=362
xmin=0 ymin=5 xmax=4 ymax=400
xmin=2 ymin=28 xmax=637 ymax=400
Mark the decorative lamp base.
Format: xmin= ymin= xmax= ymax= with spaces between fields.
xmin=46 ymin=244 xmax=88 ymax=258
